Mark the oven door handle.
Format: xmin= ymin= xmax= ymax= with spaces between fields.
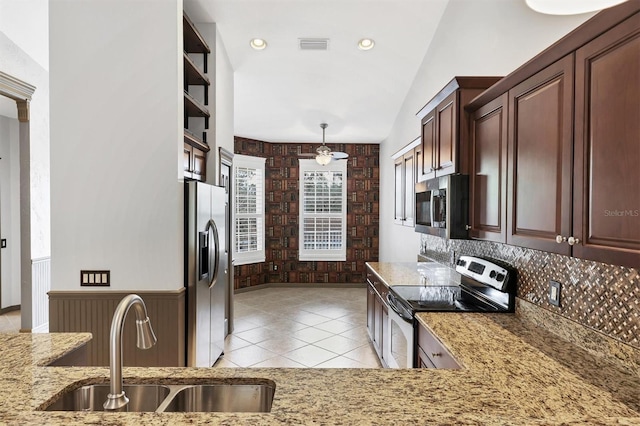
xmin=387 ymin=294 xmax=413 ymax=322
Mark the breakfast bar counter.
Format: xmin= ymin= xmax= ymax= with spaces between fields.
xmin=2 ymin=303 xmax=639 ymax=425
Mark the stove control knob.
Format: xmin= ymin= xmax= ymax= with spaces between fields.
xmin=496 ymin=273 xmax=505 ymax=282
xmin=489 ymin=270 xmax=497 ymax=279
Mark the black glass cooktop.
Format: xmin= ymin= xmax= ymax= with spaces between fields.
xmin=388 ymin=284 xmax=505 ymax=314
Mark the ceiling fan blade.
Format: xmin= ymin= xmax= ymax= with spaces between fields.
xmin=332 ymin=151 xmax=349 ymax=159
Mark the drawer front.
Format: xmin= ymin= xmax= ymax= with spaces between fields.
xmin=418 ymin=324 xmax=460 ymax=369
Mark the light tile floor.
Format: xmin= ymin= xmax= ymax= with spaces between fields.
xmin=0 ymin=310 xmax=20 ymax=333
xmin=216 ymin=286 xmax=382 ymax=368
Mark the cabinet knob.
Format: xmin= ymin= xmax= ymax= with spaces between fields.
xmin=465 ymin=225 xmax=471 ymax=231
xmin=567 ymin=236 xmax=581 ymax=246
xmin=431 ymin=352 xmax=442 ymax=358
xmin=555 ymin=235 xmax=567 ymax=244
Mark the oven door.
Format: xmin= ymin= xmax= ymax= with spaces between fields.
xmin=385 ymin=295 xmax=414 ymax=368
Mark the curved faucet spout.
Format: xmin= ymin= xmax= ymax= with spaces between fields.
xmin=103 ymin=294 xmax=157 ymax=411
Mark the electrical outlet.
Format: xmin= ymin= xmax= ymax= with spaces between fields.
xmin=549 ymin=280 xmax=561 ymax=307
xmin=81 ymin=270 xmax=110 ymax=287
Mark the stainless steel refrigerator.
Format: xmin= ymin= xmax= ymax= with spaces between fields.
xmin=185 ymin=181 xmax=227 ymax=367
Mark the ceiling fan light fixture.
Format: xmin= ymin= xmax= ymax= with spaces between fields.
xmin=358 ymin=38 xmax=375 ymax=50
xmin=316 ymin=153 xmax=332 ymax=166
xmin=525 ymin=0 xmax=628 ymax=15
xmin=250 ymin=38 xmax=267 ymax=50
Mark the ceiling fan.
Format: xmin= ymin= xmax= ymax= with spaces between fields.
xmin=299 ymin=123 xmax=349 ymax=165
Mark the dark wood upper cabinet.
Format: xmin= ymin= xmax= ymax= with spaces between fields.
xmin=420 ymin=110 xmax=437 ymax=180
xmin=393 ymin=139 xmax=420 ymax=227
xmin=469 ymin=93 xmax=508 ymax=243
xmin=417 ymin=77 xmax=501 ymax=182
xmin=573 ymin=14 xmax=640 ymax=268
xmin=466 ymin=3 xmax=639 ymax=268
xmin=506 ymin=55 xmax=574 ymax=255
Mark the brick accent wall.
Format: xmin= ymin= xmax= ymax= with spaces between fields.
xmin=234 ymin=137 xmax=380 ymax=289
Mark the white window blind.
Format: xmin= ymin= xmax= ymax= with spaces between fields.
xmin=299 ymin=159 xmax=347 ymax=261
xmin=233 ymin=155 xmax=266 ymax=265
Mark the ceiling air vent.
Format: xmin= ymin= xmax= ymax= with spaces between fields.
xmin=299 ymin=38 xmax=329 ymax=51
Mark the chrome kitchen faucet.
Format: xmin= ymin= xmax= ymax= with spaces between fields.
xmin=103 ymin=294 xmax=157 ymax=411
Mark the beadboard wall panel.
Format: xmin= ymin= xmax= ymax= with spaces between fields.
xmin=49 ymin=289 xmax=185 ymax=366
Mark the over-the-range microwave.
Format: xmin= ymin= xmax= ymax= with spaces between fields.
xmin=415 ymin=174 xmax=469 ymax=239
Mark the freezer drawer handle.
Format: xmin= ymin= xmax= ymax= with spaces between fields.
xmin=205 ymin=219 xmax=220 ymax=289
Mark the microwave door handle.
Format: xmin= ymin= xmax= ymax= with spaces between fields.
xmin=430 ymin=190 xmax=436 ymax=227
xmin=205 ymin=219 xmax=220 ymax=289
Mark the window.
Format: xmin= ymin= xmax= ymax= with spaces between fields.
xmin=299 ymin=159 xmax=347 ymax=261
xmin=233 ymin=154 xmax=266 ymax=265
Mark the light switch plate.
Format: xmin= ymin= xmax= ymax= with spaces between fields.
xmin=549 ymin=280 xmax=561 ymax=307
xmin=81 ymin=270 xmax=110 ymax=287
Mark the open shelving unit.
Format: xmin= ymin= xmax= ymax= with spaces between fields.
xmin=183 ymin=12 xmax=211 ymax=181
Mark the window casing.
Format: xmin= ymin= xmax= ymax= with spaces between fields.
xmin=299 ymin=159 xmax=347 ymax=261
xmin=233 ymin=155 xmax=266 ymax=265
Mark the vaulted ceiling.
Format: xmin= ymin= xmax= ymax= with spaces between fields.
xmin=184 ymin=0 xmax=450 ymax=144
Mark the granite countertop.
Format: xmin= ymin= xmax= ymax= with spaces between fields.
xmin=2 ymin=263 xmax=639 ymax=425
xmin=367 ymin=261 xmax=461 ymax=287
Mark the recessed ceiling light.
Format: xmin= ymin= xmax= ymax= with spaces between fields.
xmin=357 ymin=38 xmax=375 ymax=51
xmin=525 ymin=0 xmax=628 ymax=15
xmin=250 ymin=38 xmax=267 ymax=50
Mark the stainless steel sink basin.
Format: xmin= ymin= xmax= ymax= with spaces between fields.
xmin=42 ymin=381 xmax=275 ymax=413
xmin=44 ymin=384 xmax=171 ymax=412
xmin=162 ymin=384 xmax=275 ymax=413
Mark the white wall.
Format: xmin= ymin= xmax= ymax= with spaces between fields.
xmin=49 ymin=0 xmax=184 ymax=291
xmin=0 ymin=0 xmax=49 ymax=71
xmin=379 ymin=0 xmax=594 ymax=262
xmin=215 ymin=25 xmax=235 ymax=169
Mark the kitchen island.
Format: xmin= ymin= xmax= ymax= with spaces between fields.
xmin=2 ymin=294 xmax=639 ymax=425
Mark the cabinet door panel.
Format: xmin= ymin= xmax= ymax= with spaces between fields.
xmin=366 ymin=282 xmax=375 ymax=340
xmin=421 ymin=111 xmax=437 ymax=180
xmin=507 ymin=55 xmax=573 ymax=255
xmin=574 ymin=17 xmax=640 ymax=268
xmin=394 ymin=158 xmax=404 ymax=224
xmin=184 ymin=143 xmax=193 ymax=178
xmin=469 ymin=94 xmax=508 ymax=242
xmin=435 ymin=92 xmax=457 ymax=176
xmin=403 ymin=151 xmax=415 ymax=226
xmin=192 ymin=147 xmax=206 ymax=180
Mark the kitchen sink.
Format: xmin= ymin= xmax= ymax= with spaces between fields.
xmin=42 ymin=380 xmax=276 ymax=413
xmin=44 ymin=384 xmax=171 ymax=412
xmin=162 ymin=384 xmax=275 ymax=413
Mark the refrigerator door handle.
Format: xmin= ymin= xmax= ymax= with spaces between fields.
xmin=205 ymin=219 xmax=220 ymax=289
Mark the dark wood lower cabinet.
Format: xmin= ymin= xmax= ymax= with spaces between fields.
xmin=417 ymin=322 xmax=460 ymax=369
xmin=366 ymin=267 xmax=388 ymax=367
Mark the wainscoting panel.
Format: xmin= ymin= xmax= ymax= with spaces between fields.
xmin=31 ymin=257 xmax=51 ymax=333
xmin=49 ymin=289 xmax=185 ymax=366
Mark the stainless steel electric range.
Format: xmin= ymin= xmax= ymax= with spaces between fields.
xmin=385 ymin=256 xmax=516 ymax=368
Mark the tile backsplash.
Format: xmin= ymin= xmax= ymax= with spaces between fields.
xmin=420 ymin=234 xmax=639 ymax=349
